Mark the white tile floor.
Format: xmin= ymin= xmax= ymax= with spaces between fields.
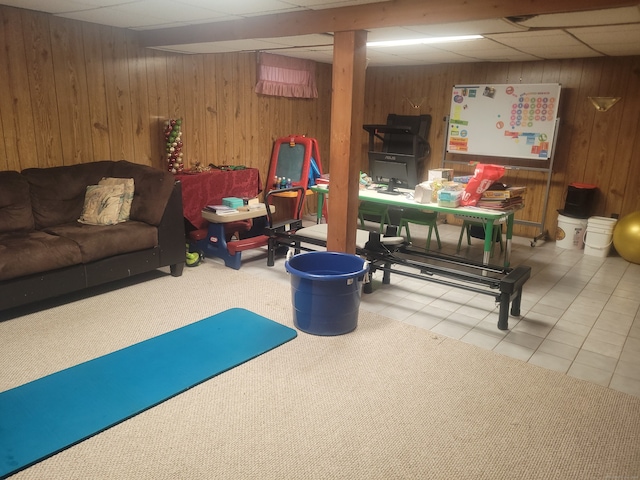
xmin=239 ymin=217 xmax=640 ymax=398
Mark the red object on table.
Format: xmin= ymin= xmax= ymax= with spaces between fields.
xmin=175 ymin=168 xmax=261 ymax=231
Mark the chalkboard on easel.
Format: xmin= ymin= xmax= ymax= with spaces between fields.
xmin=446 ymin=83 xmax=561 ymax=160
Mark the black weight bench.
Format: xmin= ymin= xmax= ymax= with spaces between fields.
xmin=264 ymin=220 xmax=531 ymax=330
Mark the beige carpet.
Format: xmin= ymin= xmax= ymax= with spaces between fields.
xmin=1 ymin=259 xmax=639 ymax=479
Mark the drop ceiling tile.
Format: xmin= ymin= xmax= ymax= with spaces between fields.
xmin=400 ymin=56 xmax=478 ymax=65
xmin=63 ymin=0 xmax=149 ymax=6
xmin=150 ymin=33 xmax=334 ymax=53
xmin=567 ymin=24 xmax=640 ymax=56
xmin=367 ymin=43 xmax=463 ymax=56
xmin=363 ymin=50 xmax=415 ymax=67
xmin=0 ymin=0 xmax=90 ymax=13
xmin=134 ymin=22 xmax=194 ymax=31
xmin=4 ymin=0 xmax=154 ymax=14
xmin=134 ymin=16 xmax=244 ymax=30
xmin=569 ymin=24 xmax=640 ymax=47
xmin=595 ymin=43 xmax=640 ymax=56
xmin=154 ymin=38 xmax=286 ymax=54
xmin=405 ymin=18 xmax=528 ymax=36
xmin=261 ymin=34 xmax=334 ymax=47
xmin=486 ymin=30 xmax=604 ymax=59
xmin=57 ymin=1 xmax=233 ymax=28
xmin=513 ymin=6 xmax=640 ymax=28
xmin=480 ymin=53 xmax=542 ymax=62
xmin=366 ymin=56 xmax=422 ymax=66
xmin=531 ymin=45 xmax=603 ymax=59
xmin=365 ymin=27 xmax=428 ymax=42
xmin=266 ymin=47 xmax=334 ymax=64
xmin=438 ymin=39 xmax=540 ymax=61
xmin=438 ymin=38 xmax=514 ymax=53
xmin=392 ymin=50 xmax=480 ymax=64
xmin=129 ymin=0 xmax=233 ymax=22
xmin=59 ymin=9 xmax=168 ymax=28
xmin=295 ymin=0 xmax=387 ymax=9
xmin=487 ymin=30 xmax=580 ymax=48
xmin=176 ymin=0 xmax=301 ymax=16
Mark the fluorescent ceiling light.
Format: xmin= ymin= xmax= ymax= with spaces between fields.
xmin=367 ymin=35 xmax=483 ymax=47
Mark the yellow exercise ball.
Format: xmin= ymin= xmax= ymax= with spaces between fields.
xmin=612 ymin=211 xmax=640 ymax=264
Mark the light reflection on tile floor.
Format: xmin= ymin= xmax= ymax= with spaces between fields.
xmin=239 ymin=218 xmax=640 ymax=398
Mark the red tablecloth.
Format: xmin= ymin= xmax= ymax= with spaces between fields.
xmin=175 ymin=169 xmax=261 ymax=230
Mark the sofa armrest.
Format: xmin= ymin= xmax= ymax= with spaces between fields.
xmin=158 ymin=181 xmax=186 ymax=276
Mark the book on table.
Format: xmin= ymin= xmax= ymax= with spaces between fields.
xmin=205 ymin=205 xmax=238 ymax=214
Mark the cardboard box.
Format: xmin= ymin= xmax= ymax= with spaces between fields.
xmin=481 ymin=186 xmax=527 ymax=199
xmin=428 ymin=168 xmax=454 ymax=181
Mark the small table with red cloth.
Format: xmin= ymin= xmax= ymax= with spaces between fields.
xmin=176 ymin=168 xmax=267 ymax=269
xmin=175 ymin=168 xmax=262 ymax=235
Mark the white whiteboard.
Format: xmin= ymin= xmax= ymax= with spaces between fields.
xmin=446 ymin=83 xmax=561 ymax=160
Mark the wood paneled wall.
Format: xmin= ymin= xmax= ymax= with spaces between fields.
xmin=362 ymin=58 xmax=640 ymax=239
xmin=2 ymin=5 xmax=640 ymax=239
xmin=0 ymin=6 xmax=333 ymax=190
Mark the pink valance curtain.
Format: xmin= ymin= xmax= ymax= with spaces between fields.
xmin=255 ymin=52 xmax=318 ymax=99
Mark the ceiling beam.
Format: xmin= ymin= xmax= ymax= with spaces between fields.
xmin=138 ymin=0 xmax=637 ymax=47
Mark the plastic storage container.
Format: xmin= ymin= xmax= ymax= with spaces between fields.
xmin=583 ymin=216 xmax=617 ymax=257
xmin=562 ymin=183 xmax=597 ymax=218
xmin=437 ymin=189 xmax=462 ymax=208
xmin=285 ymin=252 xmax=368 ymax=336
xmin=556 ymin=214 xmax=587 ymax=249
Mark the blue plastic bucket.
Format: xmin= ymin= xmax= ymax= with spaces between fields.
xmin=285 ymin=251 xmax=368 ymax=336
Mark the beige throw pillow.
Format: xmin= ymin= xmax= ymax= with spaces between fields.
xmin=78 ymin=184 xmax=125 ymax=226
xmin=99 ymin=177 xmax=135 ymax=222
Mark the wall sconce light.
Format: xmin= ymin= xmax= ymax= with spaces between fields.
xmin=405 ymin=96 xmax=426 ymax=109
xmin=588 ymin=96 xmax=621 ymax=112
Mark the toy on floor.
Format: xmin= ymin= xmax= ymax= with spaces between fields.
xmin=186 ymin=244 xmax=204 ymax=267
xmin=613 ymin=210 xmax=640 ymax=264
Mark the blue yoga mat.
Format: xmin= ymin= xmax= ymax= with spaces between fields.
xmin=0 ymin=308 xmax=296 ymax=479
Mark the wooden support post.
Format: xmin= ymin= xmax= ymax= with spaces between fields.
xmin=327 ymin=30 xmax=367 ymax=254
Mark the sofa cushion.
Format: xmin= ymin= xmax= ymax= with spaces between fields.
xmin=78 ymin=184 xmax=125 ymax=226
xmin=111 ymin=161 xmax=175 ymax=226
xmin=0 ymin=171 xmax=35 ymax=233
xmin=44 ymin=221 xmax=158 ymax=263
xmin=0 ymin=231 xmax=82 ymax=281
xmin=99 ymin=177 xmax=135 ymax=222
xmin=22 ymin=161 xmax=115 ymax=229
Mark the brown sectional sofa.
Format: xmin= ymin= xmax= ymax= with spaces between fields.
xmin=0 ymin=160 xmax=185 ymax=313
